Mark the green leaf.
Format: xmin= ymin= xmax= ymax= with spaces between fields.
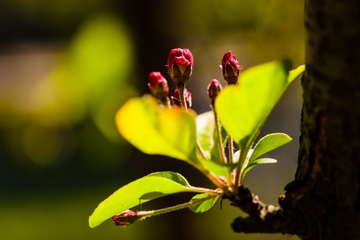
xmin=188 ymin=193 xmax=220 ymax=213
xmin=195 ymin=111 xmax=228 ymax=163
xmin=242 ymin=158 xmax=278 ymax=181
xmin=250 ymin=133 xmax=292 ymax=163
xmin=215 ymin=59 xmax=292 ymax=145
xmin=196 ymin=111 xmax=214 ymax=159
xmin=89 ymin=172 xmax=208 ymax=228
xmin=116 ymin=95 xmax=198 ymax=164
xmin=288 ymin=64 xmax=305 ymax=83
xmin=233 ymin=149 xmax=253 ymax=164
xmin=147 ymin=171 xmax=191 ymax=187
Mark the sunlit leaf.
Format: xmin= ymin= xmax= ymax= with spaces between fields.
xmin=188 ymin=193 xmax=220 ymax=213
xmin=242 ymin=158 xmax=278 ymax=182
xmin=250 ymin=133 xmax=292 ymax=163
xmin=89 ymin=172 xmax=210 ymax=228
xmin=215 ymin=60 xmax=292 ymax=146
xmin=116 ymin=96 xmax=198 ymax=164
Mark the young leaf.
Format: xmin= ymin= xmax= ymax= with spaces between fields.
xmin=241 ymin=158 xmax=278 ymax=183
xmin=249 ymin=133 xmax=292 ymax=163
xmin=116 ymin=95 xmax=198 ymax=164
xmin=233 ymin=149 xmax=254 ymax=164
xmin=215 ymin=60 xmax=292 ymax=146
xmin=188 ymin=193 xmax=220 ymax=213
xmin=196 ymin=111 xmax=214 ymax=159
xmin=89 ymin=172 xmax=212 ymax=228
xmin=210 ymin=124 xmax=228 ymax=164
xmin=196 ymin=110 xmax=228 ymax=163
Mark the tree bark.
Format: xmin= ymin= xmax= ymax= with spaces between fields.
xmin=232 ymin=0 xmax=360 ymax=239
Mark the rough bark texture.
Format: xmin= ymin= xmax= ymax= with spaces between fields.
xmin=232 ymin=0 xmax=360 ymax=239
xmin=284 ymin=0 xmax=360 ymax=238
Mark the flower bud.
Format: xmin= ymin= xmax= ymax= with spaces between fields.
xmin=148 ymin=72 xmax=169 ymax=99
xmin=172 ymin=88 xmax=192 ymax=108
xmin=207 ymin=79 xmax=222 ymax=102
xmin=112 ymin=210 xmax=139 ymax=226
xmin=221 ymin=51 xmax=243 ymax=84
xmin=166 ymin=48 xmax=194 ymax=83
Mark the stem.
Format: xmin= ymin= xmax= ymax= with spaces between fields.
xmin=239 ymin=155 xmax=250 ymax=185
xmin=212 ymin=104 xmax=227 ymax=164
xmin=233 ymin=151 xmax=243 ymax=187
xmin=196 ymin=142 xmax=207 ymax=159
xmin=194 ymin=128 xmax=230 ymax=194
xmin=175 ymin=83 xmax=228 ymax=192
xmin=228 ymin=137 xmax=234 ymax=163
xmin=190 ymin=187 xmax=223 ymax=195
xmin=175 ymin=82 xmax=218 ymax=188
xmin=137 ymin=194 xmax=217 ymax=221
xmin=175 ymin=82 xmax=206 ymax=159
xmin=234 ymin=143 xmax=251 ymax=187
xmin=176 ymin=82 xmax=188 ymax=111
xmin=175 ymin=83 xmax=229 ymax=192
xmin=196 ymin=163 xmax=231 ymax=195
xmin=160 ymin=96 xmax=171 ymax=107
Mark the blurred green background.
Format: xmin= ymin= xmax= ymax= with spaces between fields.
xmin=0 ymin=0 xmax=303 ymax=239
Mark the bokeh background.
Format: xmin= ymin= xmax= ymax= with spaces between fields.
xmin=0 ymin=0 xmax=303 ymax=239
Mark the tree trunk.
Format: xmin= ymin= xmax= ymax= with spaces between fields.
xmin=232 ymin=0 xmax=360 ymax=239
xmin=284 ymin=0 xmax=360 ymax=238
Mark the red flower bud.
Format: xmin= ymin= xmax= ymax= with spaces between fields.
xmin=148 ymin=72 xmax=169 ymax=99
xmin=221 ymin=51 xmax=243 ymax=84
xmin=166 ymin=48 xmax=194 ymax=83
xmin=112 ymin=210 xmax=139 ymax=226
xmin=207 ymin=79 xmax=222 ymax=102
xmin=172 ymin=88 xmax=192 ymax=108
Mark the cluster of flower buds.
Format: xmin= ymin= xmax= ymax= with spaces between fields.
xmin=148 ymin=48 xmax=242 ymax=109
xmin=148 ymin=48 xmax=194 ymax=108
xmin=206 ymin=51 xmax=242 ymax=105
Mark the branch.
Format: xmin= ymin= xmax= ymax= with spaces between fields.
xmin=228 ymin=187 xmax=306 ymax=236
xmin=231 ymin=208 xmax=300 ymax=235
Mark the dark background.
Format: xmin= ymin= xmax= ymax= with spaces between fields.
xmin=0 ymin=0 xmax=303 ymax=239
